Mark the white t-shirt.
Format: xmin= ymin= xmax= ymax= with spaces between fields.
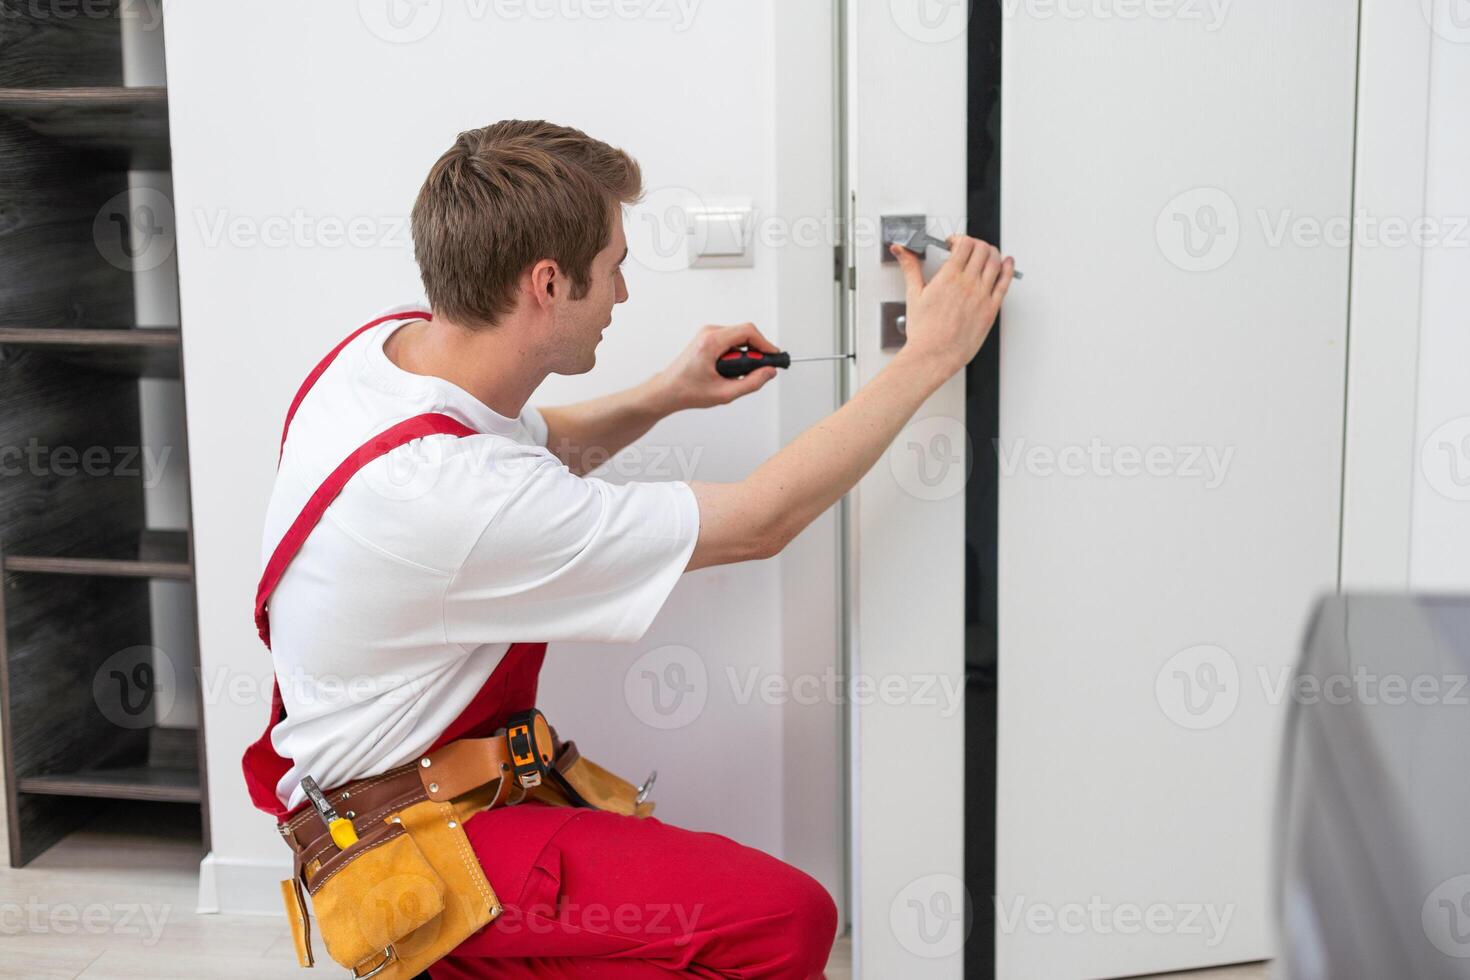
xmin=261 ymin=304 xmax=700 ymax=812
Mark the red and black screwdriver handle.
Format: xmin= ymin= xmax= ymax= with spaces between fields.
xmin=717 ymin=347 xmax=791 ymax=378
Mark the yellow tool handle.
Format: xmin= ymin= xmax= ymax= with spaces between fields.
xmin=328 ymin=817 xmax=359 ymax=849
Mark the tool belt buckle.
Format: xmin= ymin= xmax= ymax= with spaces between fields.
xmin=504 ymin=709 xmax=554 ymax=803
xmin=352 ymin=946 xmax=396 ymax=979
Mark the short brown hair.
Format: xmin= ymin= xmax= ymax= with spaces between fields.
xmin=411 ymin=119 xmax=643 ymax=326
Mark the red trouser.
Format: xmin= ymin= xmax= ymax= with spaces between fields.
xmin=431 ymin=800 xmax=838 ymax=979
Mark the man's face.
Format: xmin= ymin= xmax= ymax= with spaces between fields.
xmin=549 ymin=214 xmax=628 ymax=374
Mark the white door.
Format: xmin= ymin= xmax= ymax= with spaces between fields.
xmin=843 ymin=2 xmax=970 ymax=977
xmin=846 ymin=3 xmax=1360 ymax=978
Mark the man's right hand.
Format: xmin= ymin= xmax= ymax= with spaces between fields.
xmin=889 ymin=235 xmax=1015 ymax=378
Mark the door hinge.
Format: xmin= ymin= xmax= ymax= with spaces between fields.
xmin=834 ymin=244 xmax=856 ymax=291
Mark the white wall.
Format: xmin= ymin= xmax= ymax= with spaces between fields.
xmin=772 ymin=0 xmax=846 ymax=929
xmin=1409 ymin=11 xmax=1470 ymax=589
xmin=162 ymin=1 xmax=841 ymax=915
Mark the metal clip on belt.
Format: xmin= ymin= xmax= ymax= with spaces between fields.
xmin=414 ymin=708 xmax=561 ymax=807
xmin=505 ymin=709 xmax=554 ymax=804
xmin=354 ymin=947 xmax=395 ymax=979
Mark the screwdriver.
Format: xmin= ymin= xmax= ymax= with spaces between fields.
xmin=301 ymin=775 xmax=358 ymax=850
xmin=717 ymin=347 xmax=854 ymax=379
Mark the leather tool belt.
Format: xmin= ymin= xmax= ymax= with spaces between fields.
xmin=276 ymin=708 xmax=656 ymax=978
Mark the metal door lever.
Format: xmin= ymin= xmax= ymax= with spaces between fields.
xmin=880 ymin=213 xmax=1023 ymax=278
xmin=894 ymin=228 xmax=1024 ymax=279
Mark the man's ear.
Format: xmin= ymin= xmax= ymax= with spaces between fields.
xmin=528 ymin=259 xmax=559 ymax=310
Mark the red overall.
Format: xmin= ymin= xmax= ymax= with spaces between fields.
xmin=243 ymin=314 xmax=837 ymax=978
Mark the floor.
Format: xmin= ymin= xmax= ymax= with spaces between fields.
xmin=0 ymin=810 xmax=1269 ymax=980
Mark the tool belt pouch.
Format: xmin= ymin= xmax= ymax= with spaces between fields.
xmin=276 ymin=710 xmax=649 ymax=975
xmin=287 ymin=793 xmax=500 ymax=979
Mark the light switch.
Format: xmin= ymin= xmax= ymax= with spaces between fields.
xmin=689 ymin=205 xmax=754 ymax=268
xmin=696 ymin=212 xmax=745 ymax=255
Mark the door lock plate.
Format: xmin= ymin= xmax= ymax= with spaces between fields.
xmin=880 ymin=215 xmax=927 ymax=264
xmin=881 ymin=301 xmax=907 ymax=350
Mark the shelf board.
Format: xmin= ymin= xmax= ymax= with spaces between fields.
xmin=0 ymin=327 xmax=181 ymax=379
xmin=0 ymin=87 xmax=170 ymax=169
xmin=18 ymin=766 xmax=200 ymax=804
xmin=3 ymin=529 xmax=191 ymax=580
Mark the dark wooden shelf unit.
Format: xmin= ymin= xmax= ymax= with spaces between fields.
xmin=3 ymin=529 xmax=192 ymax=580
xmin=0 ymin=1 xmax=208 ymax=867
xmin=16 ymin=726 xmax=200 ymax=804
xmin=18 ymin=767 xmax=200 ymax=803
xmin=0 ymin=326 xmax=182 ymax=379
xmin=0 ymin=86 xmax=169 ymax=168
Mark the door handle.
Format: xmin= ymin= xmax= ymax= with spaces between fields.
xmin=881 ymin=213 xmax=1024 ymax=278
xmin=880 ymin=214 xmax=928 ymax=263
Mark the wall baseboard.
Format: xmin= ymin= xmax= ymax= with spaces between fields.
xmin=197 ymin=851 xmax=290 ymax=916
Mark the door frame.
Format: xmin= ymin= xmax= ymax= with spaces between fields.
xmin=1338 ymin=0 xmax=1434 ymax=590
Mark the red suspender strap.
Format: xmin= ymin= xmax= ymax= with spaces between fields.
xmin=278 ymin=311 xmax=430 ymax=459
xmin=244 ymin=313 xmax=483 ymax=817
xmin=259 ymin=308 xmax=435 ymax=642
xmin=254 ymin=412 xmax=475 ymax=648
xmin=244 ymin=412 xmax=475 ymax=817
